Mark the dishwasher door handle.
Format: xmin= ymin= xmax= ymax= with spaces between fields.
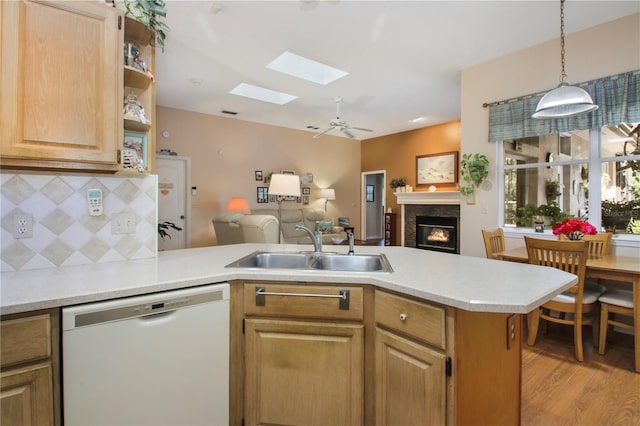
xmin=137 ymin=310 xmax=177 ymax=323
xmin=255 ymin=287 xmax=350 ymax=310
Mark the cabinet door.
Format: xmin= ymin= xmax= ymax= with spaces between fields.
xmin=375 ymin=328 xmax=446 ymax=426
xmin=245 ymin=318 xmax=363 ymax=426
xmin=0 ymin=363 xmax=53 ymax=426
xmin=1 ymin=0 xmax=122 ymax=171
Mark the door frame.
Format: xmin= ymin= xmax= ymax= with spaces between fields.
xmin=360 ymin=170 xmax=386 ymax=241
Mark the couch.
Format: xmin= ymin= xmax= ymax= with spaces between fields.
xmin=212 ymin=207 xmax=345 ymax=245
xmin=252 ymin=207 xmax=345 ymax=244
xmin=211 ymin=212 xmax=245 ymax=245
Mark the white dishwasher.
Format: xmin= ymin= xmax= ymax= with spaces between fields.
xmin=62 ymin=283 xmax=229 ymax=426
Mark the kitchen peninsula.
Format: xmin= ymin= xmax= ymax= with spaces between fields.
xmin=1 ymin=243 xmax=577 ymax=425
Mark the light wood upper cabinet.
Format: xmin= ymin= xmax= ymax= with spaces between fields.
xmin=0 ymin=0 xmax=122 ymax=172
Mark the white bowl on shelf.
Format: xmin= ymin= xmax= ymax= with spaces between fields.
xmin=331 ymin=237 xmax=345 ymax=245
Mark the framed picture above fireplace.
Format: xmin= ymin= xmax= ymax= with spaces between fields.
xmin=416 ymin=151 xmax=459 ymax=187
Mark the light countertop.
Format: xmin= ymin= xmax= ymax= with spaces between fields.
xmin=0 ymin=243 xmax=577 ymax=315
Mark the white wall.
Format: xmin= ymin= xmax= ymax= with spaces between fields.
xmin=157 ymin=107 xmax=362 ymax=247
xmin=460 ymin=13 xmax=640 ymax=258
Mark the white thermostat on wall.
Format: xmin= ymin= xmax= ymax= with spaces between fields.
xmin=87 ymin=189 xmax=103 ymax=216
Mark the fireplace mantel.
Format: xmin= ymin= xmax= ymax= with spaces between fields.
xmin=395 ymin=191 xmax=460 ymax=205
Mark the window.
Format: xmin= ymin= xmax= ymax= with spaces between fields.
xmin=500 ymin=123 xmax=640 ymax=235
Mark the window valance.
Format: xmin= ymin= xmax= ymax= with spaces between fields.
xmin=488 ymin=70 xmax=640 ymax=142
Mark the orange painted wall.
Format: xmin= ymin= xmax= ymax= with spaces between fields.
xmin=361 ymin=121 xmax=461 ymax=216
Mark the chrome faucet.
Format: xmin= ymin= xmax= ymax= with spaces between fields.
xmin=347 ymin=231 xmax=355 ymax=255
xmin=295 ymin=225 xmax=322 ymax=253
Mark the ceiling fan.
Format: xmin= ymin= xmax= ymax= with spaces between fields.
xmin=313 ymin=97 xmax=373 ymax=139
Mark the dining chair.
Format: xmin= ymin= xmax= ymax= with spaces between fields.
xmin=598 ymin=289 xmax=634 ymax=355
xmin=558 ymin=233 xmax=612 ymax=293
xmin=558 ymin=232 xmax=612 ymax=257
xmin=481 ymin=228 xmax=505 ymax=260
xmin=524 ymin=236 xmax=600 ymax=362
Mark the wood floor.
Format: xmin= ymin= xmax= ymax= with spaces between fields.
xmin=522 ymin=324 xmax=640 ymax=425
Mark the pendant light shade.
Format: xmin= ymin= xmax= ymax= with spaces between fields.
xmin=532 ymin=84 xmax=598 ymax=118
xmin=533 ymin=0 xmax=598 ymax=119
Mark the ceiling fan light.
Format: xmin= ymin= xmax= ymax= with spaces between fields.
xmin=532 ymin=84 xmax=599 ymax=118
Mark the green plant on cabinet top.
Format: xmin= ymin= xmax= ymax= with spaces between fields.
xmin=114 ymin=0 xmax=169 ymax=50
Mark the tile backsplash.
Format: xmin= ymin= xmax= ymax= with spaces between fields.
xmin=1 ymin=172 xmax=157 ymax=272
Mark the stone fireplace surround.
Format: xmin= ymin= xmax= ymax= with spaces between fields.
xmin=394 ymin=191 xmax=461 ymax=253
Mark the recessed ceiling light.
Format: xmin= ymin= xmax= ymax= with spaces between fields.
xmin=410 ymin=116 xmax=426 ymax=123
xmin=230 ymin=83 xmax=297 ymax=105
xmin=267 ymin=51 xmax=348 ymax=85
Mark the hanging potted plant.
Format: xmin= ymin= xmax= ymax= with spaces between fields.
xmin=545 ymin=178 xmax=563 ymax=203
xmin=460 ymin=153 xmax=489 ymax=204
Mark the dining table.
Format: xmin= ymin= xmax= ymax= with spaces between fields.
xmin=498 ymin=246 xmax=640 ymax=372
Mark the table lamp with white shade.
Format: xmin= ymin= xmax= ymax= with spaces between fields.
xmin=318 ymin=188 xmax=335 ymax=212
xmin=268 ymin=174 xmax=301 ymax=243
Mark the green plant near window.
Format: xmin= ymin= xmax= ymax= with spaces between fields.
xmin=116 ymin=0 xmax=169 ymax=50
xmin=390 ymin=178 xmax=406 ymax=189
xmin=516 ymin=201 xmax=572 ymax=227
xmin=460 ymin=153 xmax=489 ymax=196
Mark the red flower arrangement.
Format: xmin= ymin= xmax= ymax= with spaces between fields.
xmin=552 ymin=218 xmax=598 ymax=240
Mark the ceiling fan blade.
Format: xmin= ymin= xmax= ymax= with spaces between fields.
xmin=313 ymin=126 xmax=335 ymax=138
xmin=341 ymin=128 xmax=356 ymax=139
xmin=350 ymin=126 xmax=373 ymax=132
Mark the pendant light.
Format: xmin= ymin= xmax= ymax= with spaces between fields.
xmin=532 ymin=0 xmax=598 ymax=119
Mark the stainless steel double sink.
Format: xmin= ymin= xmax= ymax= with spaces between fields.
xmin=225 ymin=251 xmax=393 ymax=273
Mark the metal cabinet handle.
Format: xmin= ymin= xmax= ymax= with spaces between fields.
xmin=255 ymin=287 xmax=350 ymax=310
xmin=399 ymin=313 xmax=407 ymax=321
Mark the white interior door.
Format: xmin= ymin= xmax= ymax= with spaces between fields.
xmin=157 ymin=155 xmax=191 ymax=251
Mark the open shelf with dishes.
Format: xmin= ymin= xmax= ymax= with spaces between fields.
xmin=120 ymin=17 xmax=156 ymax=175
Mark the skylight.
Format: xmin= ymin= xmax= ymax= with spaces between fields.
xmin=266 ymin=51 xmax=348 ymax=85
xmin=229 ymin=83 xmax=297 ymax=105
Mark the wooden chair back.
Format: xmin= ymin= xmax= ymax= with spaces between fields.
xmin=481 ymin=228 xmax=505 ymax=259
xmin=525 ymin=237 xmax=589 ymax=292
xmin=524 ymin=236 xmax=594 ymax=361
xmin=558 ymin=232 xmax=612 ymax=257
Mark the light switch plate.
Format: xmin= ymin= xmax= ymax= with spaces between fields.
xmin=112 ymin=212 xmax=137 ymax=234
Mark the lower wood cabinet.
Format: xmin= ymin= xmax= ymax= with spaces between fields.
xmin=241 ymin=282 xmax=365 ymax=426
xmin=1 ymin=363 xmax=53 ymax=425
xmin=1 ymin=310 xmax=60 ymax=426
xmin=245 ymin=318 xmax=363 ymax=426
xmin=375 ymin=328 xmax=446 ymax=425
xmin=230 ymin=281 xmax=522 ymax=426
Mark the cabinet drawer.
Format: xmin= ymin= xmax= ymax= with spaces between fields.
xmin=375 ymin=290 xmax=445 ymax=350
xmin=1 ymin=314 xmax=51 ymax=368
xmin=244 ymin=283 xmax=363 ymax=321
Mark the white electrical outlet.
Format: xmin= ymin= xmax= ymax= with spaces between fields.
xmin=112 ymin=213 xmax=137 ymax=234
xmin=13 ymin=214 xmax=33 ymax=239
